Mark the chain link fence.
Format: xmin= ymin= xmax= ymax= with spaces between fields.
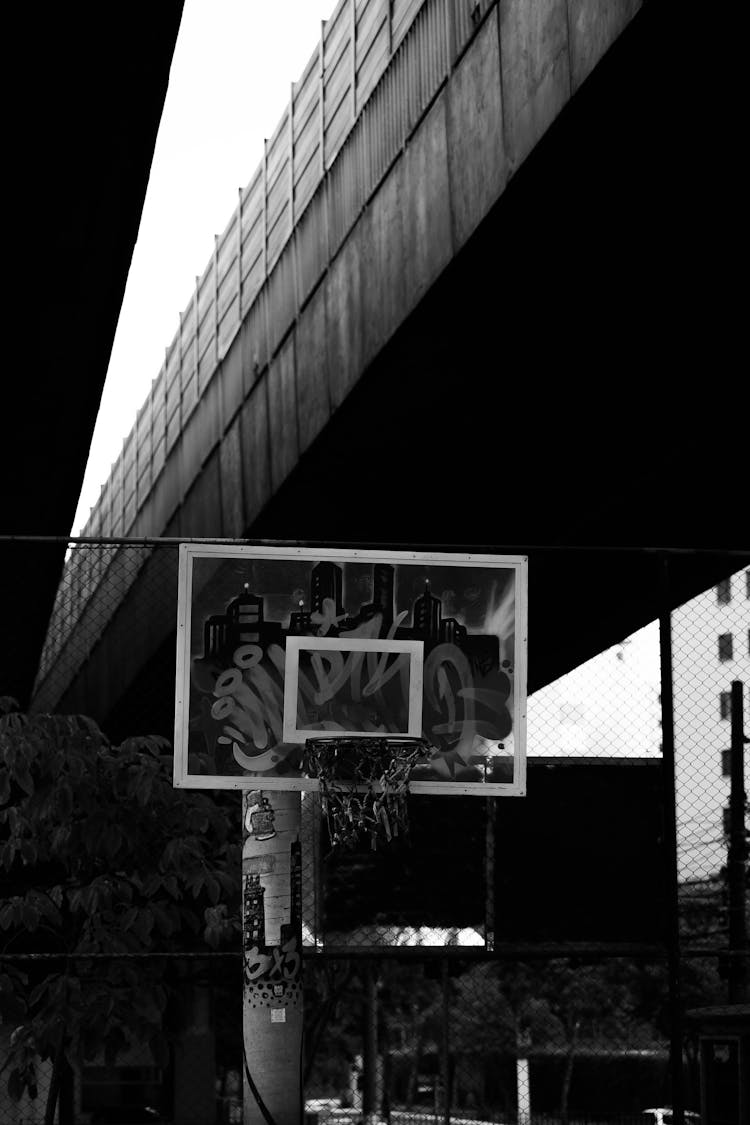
xmin=1 ymin=542 xmax=747 ymax=1124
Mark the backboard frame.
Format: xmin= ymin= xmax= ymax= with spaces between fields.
xmin=174 ymin=543 xmax=527 ymax=795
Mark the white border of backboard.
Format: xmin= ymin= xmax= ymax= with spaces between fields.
xmin=282 ymin=636 xmax=424 ymax=744
xmin=173 ymin=544 xmax=528 ymax=796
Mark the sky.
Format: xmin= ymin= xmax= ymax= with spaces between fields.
xmin=71 ymin=0 xmax=335 ymax=537
xmin=526 ymin=620 xmax=661 ymax=757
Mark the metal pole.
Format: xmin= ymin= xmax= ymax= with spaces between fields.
xmin=658 ymin=553 xmax=684 ymax=1125
xmin=363 ymin=961 xmax=379 ymax=1124
xmin=441 ymin=958 xmax=451 ymax=1125
xmin=242 ymin=791 xmax=303 ymax=1125
xmin=485 ymin=796 xmax=495 ymax=952
xmin=727 ymin=680 xmax=749 ymax=1003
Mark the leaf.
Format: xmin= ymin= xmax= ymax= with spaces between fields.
xmin=205 ymin=873 xmax=220 ymax=905
xmin=162 ymin=874 xmax=179 ymax=899
xmin=29 ymin=978 xmax=52 ymax=1007
xmin=78 ymin=885 xmax=96 ymax=914
xmin=0 ymin=989 xmax=26 ymax=1024
xmin=113 ymin=877 xmax=133 ymax=905
xmin=14 ymin=763 xmax=33 ymax=795
xmin=131 ymin=909 xmax=154 ymax=944
xmin=204 ymin=903 xmax=231 ymax=948
xmin=216 ymin=869 xmax=239 ymax=895
xmin=101 ymin=824 xmax=121 ymax=861
xmin=141 ymin=872 xmax=161 ymax=897
xmin=8 ymin=1067 xmax=24 ymax=1101
xmin=51 ymin=825 xmax=70 ymax=853
xmin=0 ymin=967 xmax=28 ymax=993
xmin=150 ymin=902 xmax=176 ymax=937
xmin=137 ymin=771 xmax=154 ymax=807
xmin=0 ymin=841 xmax=15 ymax=871
xmin=21 ymin=903 xmax=40 ymax=931
xmin=104 ymin=934 xmax=137 ymax=955
xmin=56 ymin=781 xmax=73 ymax=819
xmin=121 ymin=906 xmax=138 ymax=932
xmin=180 ymin=909 xmax=200 ymax=935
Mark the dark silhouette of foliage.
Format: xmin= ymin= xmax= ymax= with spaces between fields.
xmin=0 ymin=703 xmax=241 ymax=1123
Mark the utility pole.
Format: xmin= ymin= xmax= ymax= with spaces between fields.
xmin=242 ymin=791 xmax=303 ymax=1125
xmin=727 ymin=680 xmax=749 ymax=1003
xmin=659 ymin=555 xmax=685 ymax=1125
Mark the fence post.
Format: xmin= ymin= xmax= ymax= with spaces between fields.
xmin=485 ymin=795 xmax=495 ymax=952
xmin=659 ymin=552 xmax=685 ymax=1125
xmin=363 ymin=960 xmax=379 ymax=1123
xmin=441 ymin=958 xmax=451 ymax=1125
xmin=727 ymin=679 xmax=749 ymax=1003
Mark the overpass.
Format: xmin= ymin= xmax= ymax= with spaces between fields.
xmin=1 ymin=1 xmax=184 ymax=709
xmin=29 ymin=0 xmax=746 ymax=733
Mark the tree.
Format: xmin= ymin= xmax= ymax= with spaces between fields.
xmin=378 ymin=962 xmax=445 ymax=1110
xmin=0 ymin=701 xmax=241 ymax=1125
xmin=450 ymin=962 xmax=556 ymax=1115
xmin=303 ymin=959 xmax=356 ymax=1093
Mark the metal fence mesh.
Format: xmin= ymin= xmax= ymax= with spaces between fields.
xmin=1 ymin=543 xmax=747 ymax=1124
xmin=302 ymin=955 xmax=680 ymax=1125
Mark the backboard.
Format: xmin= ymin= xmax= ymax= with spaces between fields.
xmin=174 ymin=544 xmax=527 ymax=795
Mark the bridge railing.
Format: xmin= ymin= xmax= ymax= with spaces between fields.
xmin=39 ymin=0 xmax=503 ymax=690
xmin=81 ymin=0 xmax=496 ymax=538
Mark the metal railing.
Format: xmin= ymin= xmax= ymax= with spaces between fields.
xmin=78 ymin=0 xmax=484 ymax=549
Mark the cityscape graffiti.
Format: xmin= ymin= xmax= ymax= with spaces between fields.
xmin=188 ymin=558 xmax=516 ymax=783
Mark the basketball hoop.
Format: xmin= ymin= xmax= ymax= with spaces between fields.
xmin=302 ymin=735 xmax=433 ymax=852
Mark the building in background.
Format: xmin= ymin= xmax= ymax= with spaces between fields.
xmin=528 ymin=567 xmax=749 ymax=882
xmin=673 ymin=567 xmax=749 ymax=882
xmin=527 ymin=624 xmax=661 ymax=761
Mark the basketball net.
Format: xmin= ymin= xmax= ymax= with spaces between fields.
xmin=302 ymin=735 xmax=432 ymax=852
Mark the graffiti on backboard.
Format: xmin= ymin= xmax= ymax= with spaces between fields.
xmin=187 ymin=556 xmax=518 ymax=784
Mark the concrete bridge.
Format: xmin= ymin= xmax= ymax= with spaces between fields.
xmin=30 ymin=0 xmax=740 ymax=733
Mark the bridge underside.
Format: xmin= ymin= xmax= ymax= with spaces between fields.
xmin=247 ymin=1 xmax=743 ymax=684
xmin=2 ymin=3 xmax=184 ymax=707
xmin=29 ymin=1 xmax=747 ymax=737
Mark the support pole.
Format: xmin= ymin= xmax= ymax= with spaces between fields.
xmin=727 ymin=680 xmax=748 ymax=1003
xmin=363 ymin=961 xmax=379 ymax=1124
xmin=441 ymin=959 xmax=451 ymax=1125
xmin=659 ymin=554 xmax=685 ymax=1125
xmin=243 ymin=790 xmax=303 ymax=1125
xmin=516 ymin=1054 xmax=530 ymax=1125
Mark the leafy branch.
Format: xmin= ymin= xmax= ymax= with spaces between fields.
xmin=0 ymin=706 xmax=241 ymax=1121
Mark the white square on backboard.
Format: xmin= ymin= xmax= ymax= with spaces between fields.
xmin=282 ymin=636 xmax=424 ymax=744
